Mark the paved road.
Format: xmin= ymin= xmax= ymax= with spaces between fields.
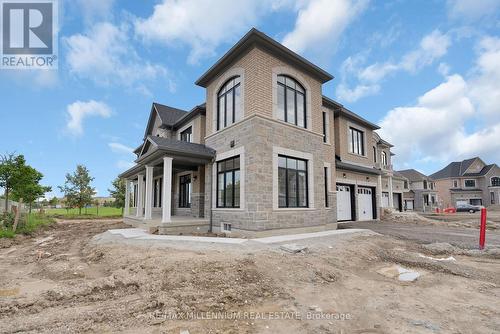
xmin=339 ymin=221 xmax=500 ymax=249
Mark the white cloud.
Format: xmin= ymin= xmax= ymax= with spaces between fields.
xmin=337 ymin=30 xmax=451 ymax=102
xmin=108 ymin=142 xmax=134 ymax=154
xmin=379 ymin=36 xmax=500 ymax=167
xmin=447 ymin=0 xmax=500 ymax=21
xmin=66 ymin=100 xmax=112 ymax=136
xmin=282 ymin=0 xmax=369 ymax=54
xmin=134 ymin=0 xmax=266 ymax=64
xmin=64 ymin=22 xmax=174 ymax=93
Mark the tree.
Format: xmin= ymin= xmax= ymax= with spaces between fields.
xmin=49 ymin=196 xmax=58 ymax=207
xmin=108 ymin=177 xmax=126 ymax=212
xmin=59 ymin=165 xmax=96 ymax=215
xmin=0 ymin=153 xmax=27 ymax=212
xmin=11 ymin=164 xmax=51 ymax=214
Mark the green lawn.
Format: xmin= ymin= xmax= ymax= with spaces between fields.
xmin=45 ymin=206 xmax=123 ymax=218
xmin=0 ymin=214 xmax=55 ymax=238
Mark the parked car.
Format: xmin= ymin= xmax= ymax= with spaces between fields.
xmin=456 ymin=204 xmax=482 ymax=213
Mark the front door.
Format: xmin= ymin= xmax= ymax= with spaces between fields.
xmin=358 ymin=187 xmax=374 ymax=221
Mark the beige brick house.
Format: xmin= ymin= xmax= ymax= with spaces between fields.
xmin=119 ymin=29 xmax=400 ymax=236
xmin=430 ymin=157 xmax=500 ymax=208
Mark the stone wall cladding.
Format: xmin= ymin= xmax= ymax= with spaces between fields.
xmin=205 ymin=116 xmax=335 ymax=232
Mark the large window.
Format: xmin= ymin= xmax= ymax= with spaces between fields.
xmin=277 ymin=75 xmax=306 ymax=128
xmin=278 ymin=155 xmax=308 ymax=208
xmin=217 ymin=156 xmax=240 ymax=208
xmin=491 ymin=177 xmax=500 ymax=187
xmin=179 ymin=175 xmax=191 ymax=208
xmin=180 ymin=126 xmax=192 ymax=142
xmin=465 ymin=179 xmax=476 ymax=188
xmin=217 ymin=76 xmax=242 ymax=130
xmin=153 ymin=178 xmax=162 ymax=208
xmin=349 ymin=127 xmax=365 ymax=155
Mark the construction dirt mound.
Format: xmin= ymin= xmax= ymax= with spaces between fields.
xmin=382 ymin=210 xmax=434 ymax=225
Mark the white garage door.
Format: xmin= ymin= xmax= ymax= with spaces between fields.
xmin=336 ymin=185 xmax=352 ymax=221
xmin=405 ymin=200 xmax=414 ymax=211
xmin=456 ymin=200 xmax=468 ymax=206
xmin=358 ymin=187 xmax=374 ymax=221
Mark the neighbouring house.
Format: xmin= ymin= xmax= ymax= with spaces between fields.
xmin=430 ymin=157 xmax=500 ymax=208
xmin=119 ymin=28 xmax=401 ymax=236
xmin=397 ymin=169 xmax=438 ymax=212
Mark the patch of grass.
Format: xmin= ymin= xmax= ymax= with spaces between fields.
xmin=45 ymin=206 xmax=123 ymax=219
xmin=0 ymin=213 xmax=55 ymax=238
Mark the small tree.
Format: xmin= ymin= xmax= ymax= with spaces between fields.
xmin=11 ymin=164 xmax=51 ymax=214
xmin=0 ymin=153 xmax=27 ymax=212
xmin=108 ymin=177 xmax=126 ymax=213
xmin=59 ymin=165 xmax=96 ymax=215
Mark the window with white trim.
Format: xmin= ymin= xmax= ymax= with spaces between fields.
xmin=217 ymin=76 xmax=242 ymax=130
xmin=180 ymin=127 xmax=192 ymax=142
xmin=491 ymin=177 xmax=500 ymax=187
xmin=381 ymin=151 xmax=388 ymax=166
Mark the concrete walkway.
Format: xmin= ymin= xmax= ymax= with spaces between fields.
xmin=93 ymin=227 xmax=376 ymax=249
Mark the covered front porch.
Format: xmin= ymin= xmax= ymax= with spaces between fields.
xmin=119 ymin=136 xmax=215 ymax=234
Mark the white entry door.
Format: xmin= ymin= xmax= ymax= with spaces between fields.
xmin=336 ymin=185 xmax=352 ymax=221
xmin=358 ymin=187 xmax=374 ymax=221
xmin=381 ymin=192 xmax=389 ymax=208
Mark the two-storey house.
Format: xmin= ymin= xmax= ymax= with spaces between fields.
xmin=430 ymin=157 xmax=500 ymax=208
xmin=119 ymin=28 xmax=400 ymax=236
xmin=397 ymin=169 xmax=438 ymax=211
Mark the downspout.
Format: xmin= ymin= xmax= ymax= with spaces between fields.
xmin=209 ymin=158 xmax=215 ymax=233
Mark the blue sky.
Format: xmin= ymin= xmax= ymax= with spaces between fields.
xmin=1 ymin=0 xmax=499 ymax=197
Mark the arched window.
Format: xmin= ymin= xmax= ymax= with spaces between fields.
xmin=277 ymin=75 xmax=306 ymax=128
xmin=217 ymin=76 xmax=241 ymax=130
xmin=492 ymin=177 xmax=500 ymax=187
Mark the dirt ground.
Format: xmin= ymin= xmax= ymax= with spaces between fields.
xmin=1 ymin=219 xmax=500 ymax=333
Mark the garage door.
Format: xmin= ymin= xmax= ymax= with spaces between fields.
xmin=336 ymin=185 xmax=352 ymax=221
xmin=358 ymin=187 xmax=374 ymax=221
xmin=404 ymin=200 xmax=414 ymax=211
xmin=456 ymin=200 xmax=468 ymax=206
xmin=381 ymin=192 xmax=389 ymax=208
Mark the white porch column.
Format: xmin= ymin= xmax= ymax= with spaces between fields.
xmin=162 ymin=157 xmax=173 ymax=223
xmin=136 ymin=174 xmax=144 ymax=217
xmin=144 ymin=166 xmax=154 ymax=220
xmin=388 ymin=176 xmax=394 ymax=208
xmin=124 ymin=179 xmax=130 ymax=216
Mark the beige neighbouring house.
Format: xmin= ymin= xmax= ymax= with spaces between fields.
xmin=396 ymin=169 xmax=438 ymax=212
xmin=119 ymin=28 xmax=402 ymax=236
xmin=430 ymin=157 xmax=500 ymax=208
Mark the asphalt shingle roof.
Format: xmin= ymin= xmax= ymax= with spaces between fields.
xmin=397 ymin=169 xmax=432 ymax=182
xmin=147 ymin=135 xmax=215 ymax=158
xmin=153 ymin=103 xmax=188 ymax=127
xmin=430 ymin=157 xmax=496 ymax=179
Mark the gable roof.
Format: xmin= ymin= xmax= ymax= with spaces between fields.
xmin=143 ymin=102 xmax=206 ymax=140
xmin=195 ymin=28 xmax=333 ymax=87
xmin=323 ymin=96 xmax=380 ymax=130
xmin=397 ymin=169 xmax=432 ymax=182
xmin=430 ymin=157 xmax=495 ymax=179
